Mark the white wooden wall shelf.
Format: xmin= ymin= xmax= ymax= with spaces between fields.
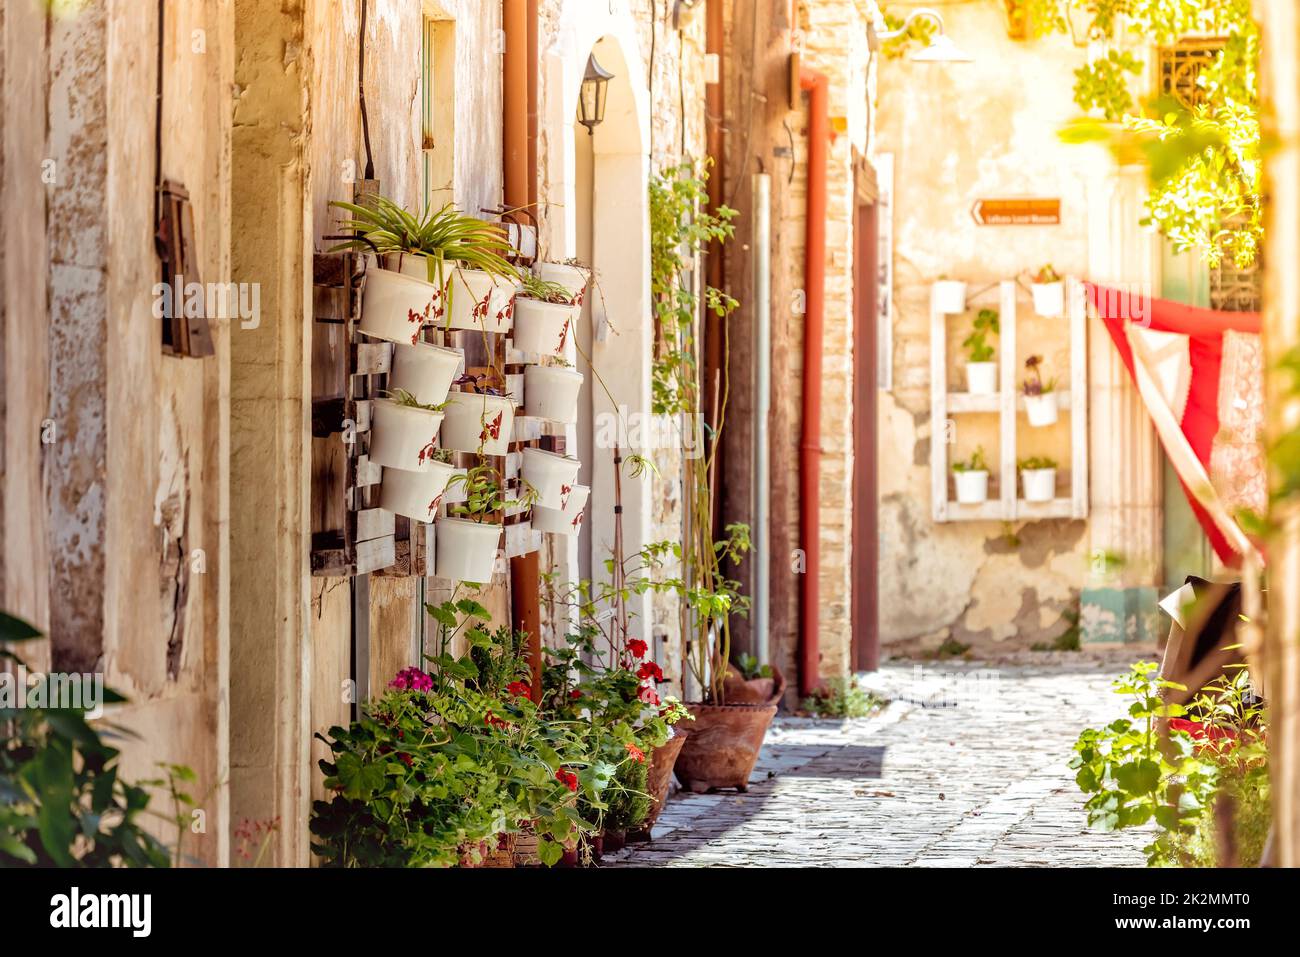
xmin=930 ymin=277 xmax=1089 ymax=523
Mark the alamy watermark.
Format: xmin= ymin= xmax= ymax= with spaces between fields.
xmin=152 ymin=274 xmax=261 ymax=330
xmin=0 ymin=666 xmax=104 ymax=719
xmin=594 ymin=406 xmax=704 ymax=459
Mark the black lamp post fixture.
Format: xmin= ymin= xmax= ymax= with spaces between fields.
xmin=578 ymin=53 xmax=614 ymax=134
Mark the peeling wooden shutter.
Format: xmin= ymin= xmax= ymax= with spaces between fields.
xmin=156 ymin=180 xmax=215 ymax=358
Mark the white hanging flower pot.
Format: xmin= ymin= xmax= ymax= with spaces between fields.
xmin=368 ymin=399 xmax=446 ymax=473
xmin=379 ymin=461 xmax=459 ymax=523
xmin=532 ymin=484 xmax=590 ymax=535
xmin=933 ymin=280 xmax=967 ymax=314
xmin=524 ymin=365 xmax=583 ymax=423
xmin=1021 ymin=467 xmax=1057 ymax=503
xmin=389 ymin=342 xmax=464 ymax=406
xmin=1031 ymin=281 xmax=1065 ymax=318
xmin=966 ymin=361 xmax=998 ymax=395
xmin=536 ymin=262 xmax=590 ymax=304
xmin=359 ymin=267 xmax=442 ymax=345
xmin=441 ymin=392 xmax=517 ymax=455
xmin=446 ymin=267 xmax=516 ymax=333
xmin=953 ymin=470 xmax=989 ymax=505
xmin=1024 ymin=391 xmax=1059 ymax=427
xmin=434 ymin=516 xmax=503 ymax=583
xmin=513 ymin=298 xmax=579 ymax=357
xmin=520 ymin=447 xmax=581 ymax=509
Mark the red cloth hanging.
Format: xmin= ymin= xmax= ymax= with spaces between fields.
xmin=1085 ymin=284 xmax=1261 ymax=566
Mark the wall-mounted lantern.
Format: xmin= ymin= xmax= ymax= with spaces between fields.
xmin=578 ymin=53 xmax=614 ymax=134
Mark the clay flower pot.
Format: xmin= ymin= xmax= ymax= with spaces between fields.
xmin=368 ymin=399 xmax=445 ymax=473
xmin=722 ymin=662 xmax=787 ymax=706
xmin=389 ymin=341 xmax=463 ymax=406
xmin=629 ymin=731 xmax=688 ymax=840
xmin=440 ymin=392 xmax=516 ymax=455
xmin=513 ymin=297 xmax=578 ymax=357
xmin=520 ymin=447 xmax=580 ymax=509
xmin=673 ymin=703 xmax=776 ymax=793
xmin=531 ymin=484 xmax=589 ymax=535
xmin=359 ymin=267 xmax=442 ymax=345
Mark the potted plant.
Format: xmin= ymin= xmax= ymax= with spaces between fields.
xmin=379 ymin=446 xmax=462 ymax=523
xmin=1021 ymin=354 xmax=1059 ymax=426
xmin=962 ymin=308 xmax=999 ymax=394
xmin=513 ymin=272 xmax=580 ymax=358
xmin=933 ymin=275 xmax=967 ymax=314
xmin=630 ymin=697 xmax=693 ymax=840
xmin=389 ymin=341 xmax=464 ymax=407
xmin=440 ymin=381 xmax=518 ymax=456
xmin=523 ymin=359 xmax=584 ymax=423
xmin=520 ymin=447 xmax=580 ymax=510
xmin=435 ymin=462 xmax=517 ymax=582
xmin=1031 ymin=263 xmax=1065 ymax=317
xmin=330 ymin=196 xmax=518 ymax=336
xmin=368 ymin=390 xmax=447 ymax=473
xmin=721 ymin=653 xmax=787 ymax=706
xmin=1019 ymin=455 xmax=1058 ymax=503
xmin=531 ymin=483 xmax=589 ymax=535
xmin=952 ymin=446 xmax=990 ymax=505
xmin=536 ymin=258 xmax=591 ymax=303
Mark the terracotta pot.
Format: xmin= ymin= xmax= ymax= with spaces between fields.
xmin=602 ymin=829 xmax=626 ymax=853
xmin=722 ymin=663 xmax=787 ymax=706
xmin=511 ymin=828 xmax=540 ymax=867
xmin=673 ymin=703 xmax=776 ymax=793
xmin=481 ymin=832 xmax=516 ymax=868
xmin=633 ymin=731 xmax=687 ymax=837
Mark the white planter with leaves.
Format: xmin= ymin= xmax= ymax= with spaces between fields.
xmin=524 ymin=365 xmax=583 ymax=423
xmin=532 ymin=483 xmax=590 ymax=535
xmin=933 ymin=280 xmax=967 ymax=314
xmin=521 ymin=447 xmax=581 ymax=509
xmin=379 ymin=462 xmax=459 ymax=523
xmin=446 ymin=267 xmax=516 ymax=333
xmin=1021 ymin=467 xmax=1057 ymax=503
xmin=1024 ymin=392 xmax=1058 ymax=427
xmin=440 ymin=392 xmax=517 ymax=455
xmin=434 ymin=516 xmax=502 ymax=582
xmin=536 ymin=262 xmax=590 ymax=303
xmin=513 ymin=298 xmax=578 ymax=357
xmin=966 ymin=361 xmax=998 ymax=395
xmin=953 ymin=469 xmax=989 ymax=505
xmin=1031 ymin=281 xmax=1065 ymax=318
xmin=359 ymin=267 xmax=441 ymax=346
xmin=389 ymin=342 xmax=464 ymax=406
xmin=368 ymin=399 xmax=446 ymax=473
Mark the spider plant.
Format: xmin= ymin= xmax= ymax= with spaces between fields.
xmin=517 ymin=271 xmax=576 ymax=305
xmin=329 ymin=196 xmax=516 ymax=288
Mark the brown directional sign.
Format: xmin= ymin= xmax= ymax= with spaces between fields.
xmin=971 ymin=198 xmax=1060 ymax=225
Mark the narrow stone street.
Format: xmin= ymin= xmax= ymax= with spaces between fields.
xmin=608 ymin=655 xmax=1153 ymax=867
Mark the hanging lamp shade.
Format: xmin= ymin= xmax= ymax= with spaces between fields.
xmin=578 ymin=53 xmax=614 ymax=134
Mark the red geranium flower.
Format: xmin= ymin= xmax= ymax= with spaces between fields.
xmin=506 ymin=680 xmax=531 ymax=699
xmin=484 ymin=710 xmax=512 ymax=730
xmin=637 ymin=684 xmax=660 ymax=706
xmin=626 ymin=743 xmax=646 ymax=763
xmin=555 ymin=768 xmax=579 ymax=792
xmin=637 ymin=661 xmax=664 ymax=683
xmin=569 ymin=689 xmax=582 ymax=700
xmin=627 ymin=638 xmax=648 ymax=659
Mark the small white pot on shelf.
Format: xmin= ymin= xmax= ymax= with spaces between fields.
xmin=379 ymin=461 xmax=459 ymax=523
xmin=446 ymin=267 xmax=517 ymax=333
xmin=520 ymin=447 xmax=581 ymax=509
xmin=933 ymin=280 xmax=967 ymax=314
xmin=368 ymin=399 xmax=446 ymax=473
xmin=953 ymin=470 xmax=989 ymax=505
xmin=524 ymin=365 xmax=583 ymax=423
xmin=536 ymin=262 xmax=590 ymax=303
xmin=1024 ymin=392 xmax=1059 ymax=427
xmin=513 ymin=298 xmax=578 ymax=357
xmin=1021 ymin=467 xmax=1057 ymax=503
xmin=965 ymin=361 xmax=998 ymax=395
xmin=389 ymin=342 xmax=464 ymax=406
xmin=359 ymin=267 xmax=442 ymax=346
xmin=532 ymin=484 xmax=590 ymax=535
xmin=1031 ymin=281 xmax=1065 ymax=318
xmin=440 ymin=392 xmax=517 ymax=455
xmin=434 ymin=516 xmax=503 ymax=583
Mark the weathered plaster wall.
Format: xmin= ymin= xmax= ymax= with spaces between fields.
xmin=874 ymin=3 xmax=1094 ymax=655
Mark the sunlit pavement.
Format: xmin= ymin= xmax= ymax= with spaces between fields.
xmin=606 ymin=654 xmax=1153 ymax=867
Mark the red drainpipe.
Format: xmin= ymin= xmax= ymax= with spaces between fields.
xmin=798 ymin=67 xmax=828 ymax=698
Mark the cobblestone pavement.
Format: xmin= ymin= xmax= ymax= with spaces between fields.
xmin=606 ymin=654 xmax=1154 ymax=867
